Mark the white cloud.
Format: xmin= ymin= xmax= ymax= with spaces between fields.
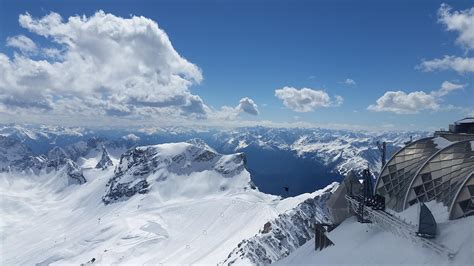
xmin=432 ymin=81 xmax=465 ymax=97
xmin=334 ymin=95 xmax=344 ymax=106
xmin=344 ymin=78 xmax=356 ymax=85
xmin=213 ymin=97 xmax=260 ymax=120
xmin=367 ymin=91 xmax=438 ymax=114
xmin=236 ymin=97 xmax=259 ymax=115
xmin=6 ymin=35 xmax=37 ymax=54
xmin=1 ymin=11 xmax=206 ymax=120
xmin=367 ymin=81 xmax=465 ymax=114
xmin=438 ymin=3 xmax=474 ymax=51
xmin=418 ymin=55 xmax=474 ymax=73
xmin=42 ymin=47 xmax=62 ymax=59
xmin=416 ymin=5 xmax=474 ymax=74
xmin=274 ymin=86 xmax=343 ymax=112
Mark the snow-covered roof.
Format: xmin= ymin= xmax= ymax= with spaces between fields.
xmin=455 ymin=117 xmax=474 ymax=124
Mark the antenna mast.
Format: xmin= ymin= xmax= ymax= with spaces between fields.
xmin=376 ymin=140 xmax=387 ymax=170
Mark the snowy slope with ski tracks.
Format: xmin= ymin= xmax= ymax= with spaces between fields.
xmin=0 ymin=142 xmax=331 ymax=265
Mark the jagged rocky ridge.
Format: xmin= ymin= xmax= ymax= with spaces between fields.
xmin=95 ymin=146 xmax=113 ymax=170
xmin=0 ymin=136 xmax=87 ymax=184
xmin=0 ymin=135 xmax=33 ymax=170
xmin=2 ymin=124 xmax=428 ymax=196
xmin=9 ymin=155 xmax=48 ymax=175
xmin=1 ymin=124 xmax=426 ymax=175
xmin=63 ymin=159 xmax=87 ymax=184
xmin=102 ymin=143 xmax=249 ymax=204
xmin=222 ymin=184 xmax=336 ymax=265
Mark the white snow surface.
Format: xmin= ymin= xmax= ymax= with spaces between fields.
xmin=76 ymin=146 xmax=124 ymax=169
xmin=0 ymin=142 xmax=326 ymax=265
xmin=275 ymin=202 xmax=474 ymax=265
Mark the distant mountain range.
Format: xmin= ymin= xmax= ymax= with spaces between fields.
xmin=0 ymin=124 xmax=435 ymax=264
xmin=0 ymin=124 xmax=428 ymax=196
xmin=1 ymin=138 xmax=335 ymax=265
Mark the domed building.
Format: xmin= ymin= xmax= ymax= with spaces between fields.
xmin=375 ymin=118 xmax=474 ymax=219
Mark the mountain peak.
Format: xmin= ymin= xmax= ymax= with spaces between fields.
xmin=64 ymin=159 xmax=87 ymax=185
xmin=103 ymin=142 xmax=250 ymax=204
xmin=95 ymin=145 xmax=113 ymax=170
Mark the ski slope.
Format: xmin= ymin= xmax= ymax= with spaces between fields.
xmin=0 ymin=143 xmax=327 ymax=265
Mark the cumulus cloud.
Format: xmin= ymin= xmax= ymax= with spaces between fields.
xmin=344 ymin=78 xmax=356 ymax=86
xmin=438 ymin=3 xmax=474 ymax=50
xmin=0 ymin=11 xmax=206 ymax=120
xmin=6 ymin=35 xmax=37 ymax=54
xmin=418 ymin=55 xmax=474 ymax=73
xmin=213 ymin=97 xmax=260 ymax=120
xmin=416 ymin=5 xmax=474 ymax=74
xmin=367 ymin=81 xmax=465 ymax=114
xmin=274 ymin=87 xmax=343 ymax=112
xmin=236 ymin=97 xmax=259 ymax=115
xmin=367 ymin=91 xmax=438 ymax=114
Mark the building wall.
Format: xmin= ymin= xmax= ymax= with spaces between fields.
xmin=375 ymin=137 xmax=442 ymax=211
xmin=449 ymin=173 xmax=474 ymax=220
xmin=403 ymin=140 xmax=474 ymax=211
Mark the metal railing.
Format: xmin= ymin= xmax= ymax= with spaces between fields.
xmin=345 ymin=195 xmax=456 ymax=258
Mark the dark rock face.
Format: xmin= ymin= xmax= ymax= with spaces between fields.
xmin=64 ymin=159 xmax=87 ymax=185
xmin=102 ymin=143 xmax=247 ymax=204
xmin=0 ymin=135 xmax=33 ymax=171
xmin=47 ymin=147 xmax=70 ymax=170
xmin=102 ymin=147 xmax=153 ymax=204
xmin=1 ymin=137 xmax=88 ymax=186
xmin=103 ymin=180 xmax=149 ymax=204
xmin=95 ymin=146 xmax=113 ymax=170
xmin=9 ymin=155 xmax=48 ymax=174
xmin=222 ymin=188 xmax=334 ymax=265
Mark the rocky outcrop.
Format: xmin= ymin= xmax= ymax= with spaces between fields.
xmin=95 ymin=146 xmax=113 ymax=170
xmin=0 ymin=135 xmax=33 ymax=171
xmin=1 ymin=139 xmax=87 ymax=185
xmin=64 ymin=159 xmax=87 ymax=184
xmin=9 ymin=155 xmax=48 ymax=174
xmin=222 ymin=187 xmax=334 ymax=265
xmin=186 ymin=138 xmax=216 ymax=152
xmin=102 ymin=143 xmax=248 ymax=204
xmin=47 ymin=147 xmax=70 ymax=170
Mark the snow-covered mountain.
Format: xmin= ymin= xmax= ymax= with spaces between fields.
xmin=103 ymin=142 xmax=249 ymax=204
xmin=208 ymin=127 xmax=426 ymax=196
xmin=0 ymin=124 xmax=428 ymax=196
xmin=1 ymin=125 xmax=470 ymax=265
xmin=0 ymin=124 xmax=89 ymax=154
xmin=275 ymin=202 xmax=473 ymax=265
xmin=95 ymin=146 xmax=114 ymax=170
xmin=0 ymin=141 xmax=334 ymax=265
xmin=223 ymin=183 xmax=336 ymax=265
xmin=0 ymin=135 xmax=33 ymax=170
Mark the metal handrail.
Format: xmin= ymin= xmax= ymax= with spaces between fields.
xmin=345 ymin=195 xmax=456 ymax=258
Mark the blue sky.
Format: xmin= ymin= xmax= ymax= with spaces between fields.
xmin=0 ymin=0 xmax=472 ymax=130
